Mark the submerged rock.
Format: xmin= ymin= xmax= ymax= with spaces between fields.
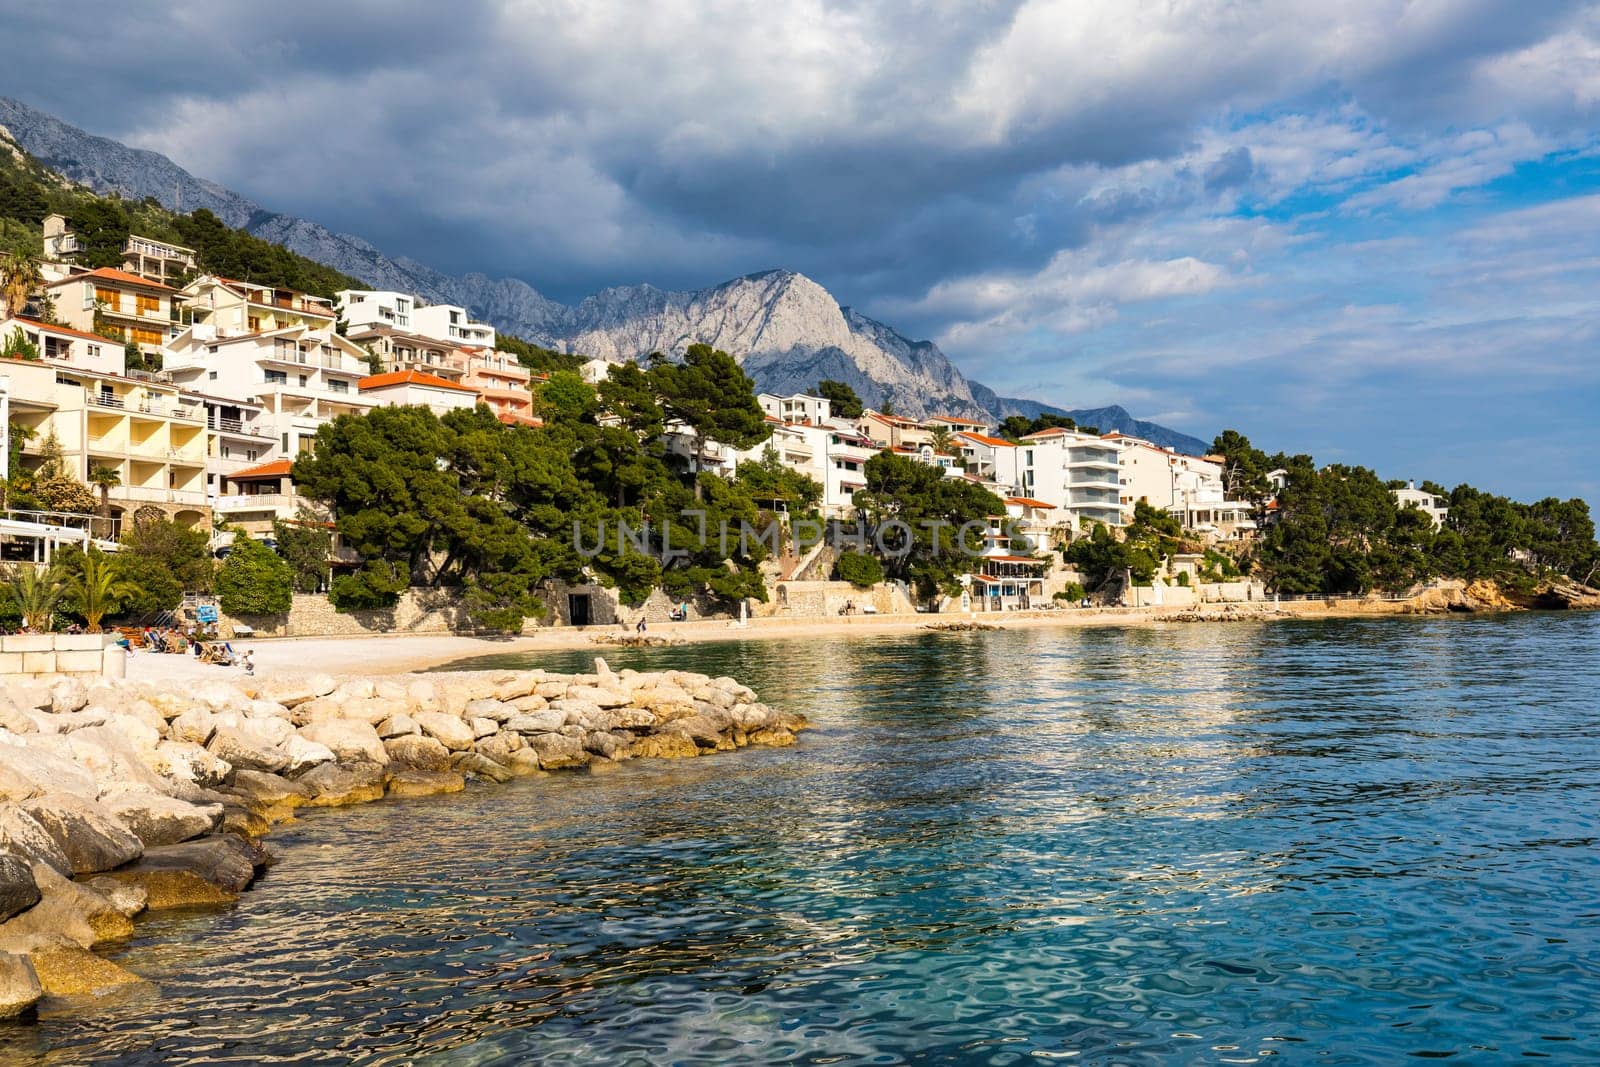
xmin=0 ymin=951 xmax=42 ymax=1018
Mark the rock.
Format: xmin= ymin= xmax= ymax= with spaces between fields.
xmin=385 ymin=768 xmax=465 ymax=798
xmin=223 ymin=770 xmax=308 ymax=809
xmin=468 ymin=716 xmax=499 ymax=739
xmin=19 ymin=795 xmax=144 ymax=874
xmin=584 ymin=730 xmax=625 ymax=760
xmin=508 ymin=693 xmax=549 ymax=713
xmin=281 ymin=735 xmax=337 ymax=776
xmin=64 ymin=725 xmax=172 ymax=795
xmin=0 ymin=702 xmax=36 ymax=735
xmin=101 ymin=793 xmax=222 ymax=847
xmin=672 ymin=714 xmax=727 ymax=747
xmin=0 ymin=805 xmax=71 ymax=876
xmin=505 ymin=749 xmax=546 ymax=776
xmin=452 ymin=752 xmax=513 ymax=784
xmin=298 ymin=721 xmax=387 ymax=766
xmin=49 ymin=678 xmax=89 ymax=715
xmin=0 ymin=856 xmax=39 ymax=922
xmin=383 ymin=735 xmax=452 ymax=772
xmin=505 ymin=709 xmax=565 ymax=734
xmin=340 ymin=696 xmax=409 ymax=726
xmin=0 ymin=951 xmax=42 ymax=1018
xmin=99 ymin=835 xmax=267 ymax=908
xmin=0 ymin=863 xmax=134 ymax=948
xmin=414 ymin=711 xmax=475 ymax=751
xmin=748 ymin=725 xmax=797 ymax=747
xmin=85 ymin=877 xmax=147 ymax=918
xmin=377 ymin=712 xmax=419 ymax=738
xmin=168 ymin=708 xmax=217 ymax=745
xmin=245 ymin=715 xmax=296 ymax=748
xmin=151 ymin=740 xmax=233 ymax=788
xmin=405 ymin=678 xmax=440 ymax=711
xmin=630 ymin=733 xmax=700 ymax=760
xmin=465 ymin=698 xmax=515 ymax=723
xmin=25 ymin=938 xmax=142 ymax=996
xmin=0 ymin=741 xmax=97 ymax=800
xmin=296 ymin=762 xmax=387 ymax=807
xmin=524 ymin=732 xmax=588 ymax=769
xmin=473 ymin=733 xmax=521 ymax=766
xmin=288 ymin=695 xmax=346 ymax=726
xmin=566 ymin=685 xmax=630 ymax=709
xmin=330 ymin=679 xmax=375 ymax=703
xmin=190 ymin=681 xmax=250 ymax=711
xmin=208 ymin=726 xmax=290 ymax=774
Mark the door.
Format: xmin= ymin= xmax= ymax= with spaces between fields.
xmin=568 ymin=593 xmax=591 ymax=627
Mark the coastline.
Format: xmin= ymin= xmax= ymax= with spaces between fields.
xmin=129 ymin=594 xmax=1546 ymax=681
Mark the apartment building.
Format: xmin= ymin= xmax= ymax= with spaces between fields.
xmin=859 ymin=410 xmax=933 ymax=450
xmin=759 ymin=393 xmax=833 ymax=425
xmin=923 ymin=414 xmax=990 ymax=436
xmin=0 ymin=354 xmax=209 ymax=529
xmin=45 ymin=267 xmax=180 ymax=354
xmin=336 ymin=290 xmax=415 ymax=332
xmin=411 ymin=303 xmax=495 ymax=348
xmin=953 ymin=431 xmax=1020 ymax=490
xmin=1015 ymin=427 xmax=1124 ymax=527
xmin=343 ymin=323 xmax=463 ymax=379
xmin=358 ymin=370 xmax=480 ymax=417
xmin=0 ymin=317 xmax=122 ymax=370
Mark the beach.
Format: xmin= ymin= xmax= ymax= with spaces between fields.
xmin=124 ymin=596 xmax=1427 ymax=682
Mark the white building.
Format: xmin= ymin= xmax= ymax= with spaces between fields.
xmin=1392 ymin=481 xmax=1449 ymax=528
xmin=953 ymin=431 xmax=1020 ymax=490
xmin=358 ymin=369 xmax=481 ymax=417
xmin=1015 ymin=427 xmax=1124 ymax=527
xmin=411 ymin=303 xmax=495 ymax=348
xmin=759 ymin=392 xmax=833 ymax=425
xmin=336 ymin=290 xmax=415 ymax=332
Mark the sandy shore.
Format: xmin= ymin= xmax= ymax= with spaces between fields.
xmin=123 ymin=598 xmax=1421 ymax=683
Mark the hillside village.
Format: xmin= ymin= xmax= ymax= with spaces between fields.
xmin=0 ymin=189 xmax=1594 ymax=639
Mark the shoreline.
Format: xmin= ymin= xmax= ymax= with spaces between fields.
xmin=0 ymin=662 xmax=805 ymax=1018
xmin=127 ymin=595 xmax=1576 ymax=682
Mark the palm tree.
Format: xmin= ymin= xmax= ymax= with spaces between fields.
xmin=89 ymin=465 xmax=121 ymax=521
xmin=64 ymin=546 xmax=135 ymax=632
xmin=0 ymin=253 xmax=45 ymax=319
xmin=6 ymin=562 xmax=66 ymax=633
xmin=927 ymin=426 xmax=955 ymax=455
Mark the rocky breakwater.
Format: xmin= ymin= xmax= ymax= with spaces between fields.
xmin=0 ymin=659 xmax=803 ymax=1019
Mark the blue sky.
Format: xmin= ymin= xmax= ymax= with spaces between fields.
xmin=2 ymin=0 xmax=1598 ymax=500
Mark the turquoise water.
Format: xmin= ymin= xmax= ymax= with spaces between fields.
xmin=4 ymin=614 xmax=1598 ymax=1065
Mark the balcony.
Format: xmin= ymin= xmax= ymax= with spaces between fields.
xmin=112 ymin=485 xmax=209 ymax=507
xmin=208 ymin=415 xmax=269 ymax=437
xmin=212 ymin=493 xmax=299 ymax=515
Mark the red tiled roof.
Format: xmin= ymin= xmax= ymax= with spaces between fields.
xmin=1005 ymin=496 xmax=1056 ymax=509
xmin=956 ymin=431 xmax=1015 ymax=448
xmin=1020 ymin=427 xmax=1074 ymax=439
xmin=358 ymin=369 xmax=479 ymax=393
xmin=5 ymin=316 xmax=114 ymax=343
xmin=47 ymin=267 xmax=176 ymax=292
xmin=229 ymin=459 xmax=293 ymax=480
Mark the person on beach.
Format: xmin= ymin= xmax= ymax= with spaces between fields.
xmin=241 ymin=650 xmax=255 ymax=676
xmin=636 ymin=615 xmax=647 ymax=633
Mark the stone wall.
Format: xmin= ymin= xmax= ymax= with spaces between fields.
xmin=224 ymin=590 xmax=469 ymax=639
xmin=0 ymin=635 xmax=126 ymax=680
xmin=765 ymin=580 xmax=917 ymax=618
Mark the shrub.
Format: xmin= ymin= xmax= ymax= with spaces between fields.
xmin=216 ymin=536 xmax=292 ymax=615
xmin=836 ymin=551 xmax=884 ymax=588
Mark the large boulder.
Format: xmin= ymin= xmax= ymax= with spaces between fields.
xmin=452 ymin=752 xmax=513 ymax=783
xmin=377 ymin=712 xmax=419 ymax=738
xmin=0 ymin=856 xmax=40 ymax=922
xmin=101 ymin=793 xmax=222 ymax=848
xmin=208 ymin=726 xmax=290 ymax=774
xmin=48 ymin=678 xmax=89 ymax=715
xmin=151 ymin=740 xmax=233 ymax=788
xmin=523 ymin=732 xmax=587 ymax=769
xmin=0 ymin=741 xmax=97 ymax=800
xmin=168 ymin=708 xmax=217 ymax=745
xmin=297 ymin=762 xmax=387 ymax=807
xmin=385 ymin=768 xmax=465 ymax=798
xmin=298 ymin=720 xmax=387 ymax=766
xmin=282 ymin=735 xmax=336 ymax=776
xmin=505 ymin=709 xmax=565 ymax=735
xmin=223 ymin=770 xmax=308 ymax=809
xmin=383 ymin=735 xmax=452 ymax=772
xmin=19 ymin=795 xmax=144 ymax=874
xmin=0 ymin=951 xmax=42 ymax=1018
xmin=0 ymin=862 xmax=134 ymax=948
xmin=0 ymin=805 xmax=71 ymax=876
xmin=97 ymin=835 xmax=268 ymax=909
xmin=414 ymin=711 xmax=475 ymax=752
xmin=630 ymin=733 xmax=700 ymax=760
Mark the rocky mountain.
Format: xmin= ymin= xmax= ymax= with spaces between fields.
xmin=0 ymin=96 xmax=1208 ymax=454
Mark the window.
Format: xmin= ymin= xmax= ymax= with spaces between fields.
xmin=208 ymin=371 xmax=218 ymax=380
xmin=94 ymin=286 xmax=120 ymax=311
xmin=247 ymin=449 xmax=258 ymax=462
xmin=282 ymin=433 xmax=289 ymax=452
xmin=130 ymin=326 xmax=163 ymax=347
xmin=264 ymin=370 xmax=287 ymax=384
xmin=136 ymin=294 xmax=161 ymax=316
xmin=248 ymin=316 xmax=261 ymax=332
xmin=298 ymin=375 xmax=308 ymax=387
xmin=87 ymin=344 xmax=101 ymax=359
xmin=327 ymin=379 xmax=348 ymax=394
xmin=220 ymin=445 xmax=230 ymax=459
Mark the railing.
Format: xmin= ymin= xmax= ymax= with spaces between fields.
xmin=211 ymin=493 xmax=298 ymax=513
xmin=113 ymin=485 xmax=208 ymax=506
xmin=90 ymin=393 xmax=125 ymax=409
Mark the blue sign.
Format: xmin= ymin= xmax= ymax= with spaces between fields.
xmin=195 ymin=605 xmax=219 ymax=623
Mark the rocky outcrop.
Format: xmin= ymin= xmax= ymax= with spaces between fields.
xmin=0 ymin=660 xmax=801 ymax=1015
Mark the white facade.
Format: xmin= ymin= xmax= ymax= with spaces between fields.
xmin=1015 ymin=428 xmax=1125 ymax=527
xmin=953 ymin=431 xmax=1020 ymax=490
xmin=758 ymin=392 xmax=832 ymax=425
xmin=337 ymin=290 xmax=415 ymax=332
xmin=410 ymin=303 xmax=496 ymax=348
xmin=1392 ymin=482 xmax=1449 ymax=528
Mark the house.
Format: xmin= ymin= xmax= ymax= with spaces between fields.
xmin=335 ymin=290 xmax=415 ymax=332
xmin=859 ymin=409 xmax=932 ymax=450
xmin=966 ymin=518 xmax=1046 ymax=611
xmin=0 ymin=317 xmax=123 ymax=371
xmin=358 ymin=369 xmax=481 ymax=417
xmin=179 ymin=276 xmax=338 ymax=339
xmin=343 ymin=323 xmax=462 ymax=380
xmin=1392 ymin=481 xmax=1449 ymax=529
xmin=450 ymin=347 xmax=539 ymax=425
xmin=953 ymin=430 xmax=1020 ymax=489
xmin=758 ymin=393 xmax=832 ymax=425
xmin=45 ymin=267 xmax=179 ymax=354
xmin=411 ymin=303 xmax=495 ymax=348
xmin=41 ymin=214 xmax=196 ymax=285
xmin=212 ymin=459 xmax=313 ymax=538
xmin=1015 ymin=427 xmax=1124 ymax=527
xmin=923 ymin=414 xmax=990 ymax=436
xmin=1003 ymin=496 xmax=1063 ymax=553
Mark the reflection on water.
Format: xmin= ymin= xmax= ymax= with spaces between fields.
xmin=4 ymin=614 xmax=1598 ymax=1065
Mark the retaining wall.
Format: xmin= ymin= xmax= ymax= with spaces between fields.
xmin=0 ymin=634 xmax=126 ymax=679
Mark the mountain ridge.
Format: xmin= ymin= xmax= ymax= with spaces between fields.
xmin=0 ymin=96 xmax=1208 ymax=454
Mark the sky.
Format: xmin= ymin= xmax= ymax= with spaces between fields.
xmin=2 ymin=0 xmax=1598 ymax=501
